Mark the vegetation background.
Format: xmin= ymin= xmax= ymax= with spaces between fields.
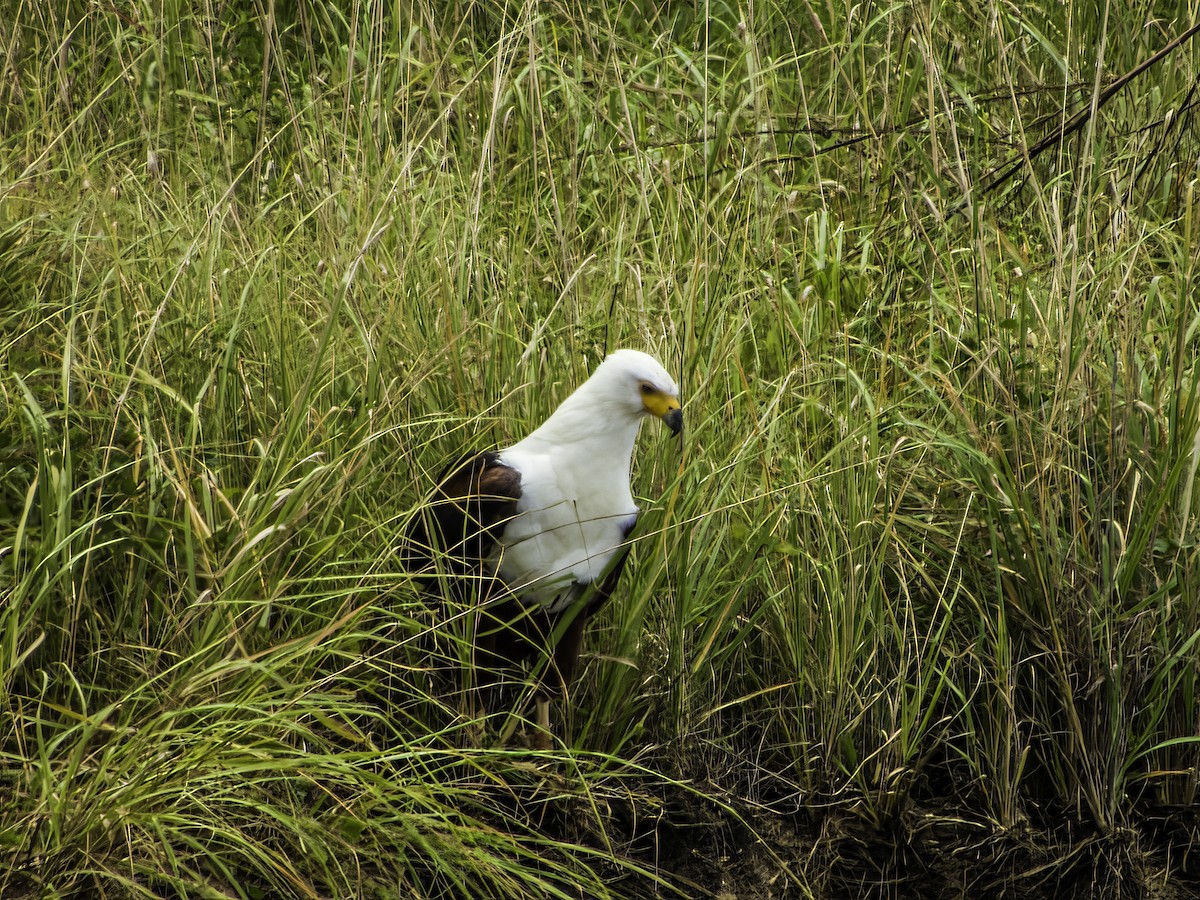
xmin=2 ymin=0 xmax=1199 ymax=897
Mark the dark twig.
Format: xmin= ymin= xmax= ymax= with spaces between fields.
xmin=981 ymin=22 xmax=1200 ymax=196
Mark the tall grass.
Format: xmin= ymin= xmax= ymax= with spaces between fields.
xmin=3 ymin=0 xmax=1199 ymax=896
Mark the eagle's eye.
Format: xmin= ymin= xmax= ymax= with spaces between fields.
xmin=640 ymin=383 xmax=654 ymax=395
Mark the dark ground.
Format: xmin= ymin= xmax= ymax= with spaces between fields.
xmin=525 ymin=772 xmax=1200 ymax=899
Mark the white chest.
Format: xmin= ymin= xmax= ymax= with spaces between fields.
xmin=494 ymin=447 xmax=637 ymax=609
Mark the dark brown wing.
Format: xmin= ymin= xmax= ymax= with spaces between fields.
xmin=403 ymin=451 xmax=522 ymax=599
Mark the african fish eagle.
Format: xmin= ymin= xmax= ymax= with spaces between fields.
xmin=406 ymin=349 xmax=682 ymax=748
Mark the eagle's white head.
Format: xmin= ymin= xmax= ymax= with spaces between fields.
xmin=516 ymin=349 xmax=683 ymax=449
xmin=584 ymin=349 xmax=682 ymax=435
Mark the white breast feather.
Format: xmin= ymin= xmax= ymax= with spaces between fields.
xmin=496 ymin=446 xmax=637 ymax=611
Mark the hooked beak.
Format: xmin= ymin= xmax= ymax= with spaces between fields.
xmin=663 ymin=406 xmax=683 ymax=436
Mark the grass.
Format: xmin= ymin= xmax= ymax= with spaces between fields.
xmin=2 ymin=0 xmax=1199 ymax=897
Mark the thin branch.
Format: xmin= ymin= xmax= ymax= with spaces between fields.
xmin=981 ymin=22 xmax=1200 ymax=196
